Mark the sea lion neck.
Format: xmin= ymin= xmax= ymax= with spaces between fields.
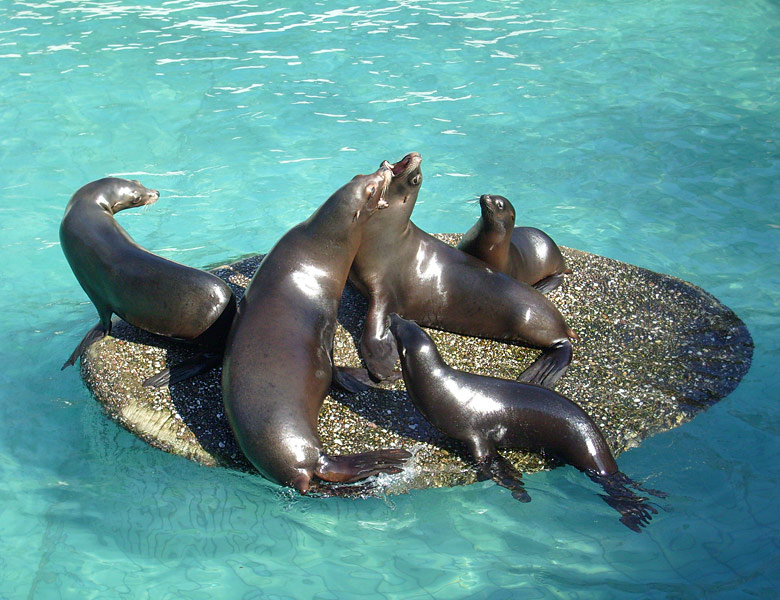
xmin=480 ymin=217 xmax=512 ymax=250
xmin=65 ymin=182 xmax=113 ymax=217
xmin=392 ymin=317 xmax=447 ymax=372
xmin=304 ymin=198 xmax=357 ymax=242
xmin=362 ymin=196 xmax=416 ymax=239
xmin=303 ymin=169 xmax=389 ymax=245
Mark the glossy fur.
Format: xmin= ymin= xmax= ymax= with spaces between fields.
xmin=388 ymin=313 xmax=666 ymax=532
xmin=60 ymin=177 xmax=236 ymax=377
xmin=349 ymin=154 xmax=576 ymax=387
xmin=457 ymin=194 xmax=570 ymax=294
xmin=222 ymin=166 xmax=410 ymax=495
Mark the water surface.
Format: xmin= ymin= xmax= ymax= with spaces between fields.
xmin=1 ymin=1 xmax=779 ymax=598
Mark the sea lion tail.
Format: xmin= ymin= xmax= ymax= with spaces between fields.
xmin=588 ymin=471 xmax=666 ymax=533
xmin=566 ymin=327 xmax=579 ymax=342
xmin=533 ymin=273 xmax=566 ymax=295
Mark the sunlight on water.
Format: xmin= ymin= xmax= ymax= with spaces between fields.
xmin=1 ymin=0 xmax=779 ymax=597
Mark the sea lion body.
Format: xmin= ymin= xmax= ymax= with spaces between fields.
xmin=457 ymin=194 xmax=569 ymax=294
xmin=349 ymin=154 xmax=575 ymax=387
xmin=222 ymin=166 xmax=410 ymax=494
xmin=388 ymin=314 xmax=666 ymax=532
xmin=60 ymin=178 xmax=236 ymax=371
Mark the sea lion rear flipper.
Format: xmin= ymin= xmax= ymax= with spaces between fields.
xmin=143 ymin=351 xmax=222 ymax=388
xmin=61 ymin=321 xmax=109 ymax=370
xmin=533 ymin=273 xmax=566 ymax=295
xmin=315 ymin=448 xmax=412 ymax=484
xmin=517 ymin=339 xmax=572 ymax=388
xmin=588 ymin=471 xmax=665 ymax=533
xmin=477 ymin=455 xmax=531 ymax=503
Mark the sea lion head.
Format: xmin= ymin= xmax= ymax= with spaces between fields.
xmin=479 ymin=194 xmax=515 ymax=234
xmin=93 ymin=177 xmax=160 ymax=214
xmin=379 ymin=152 xmax=423 ymax=210
xmin=343 ymin=164 xmax=393 ymax=224
xmin=387 ymin=313 xmax=434 ymax=361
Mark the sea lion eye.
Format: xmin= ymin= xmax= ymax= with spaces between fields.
xmin=495 ymin=199 xmax=504 ymax=210
xmin=411 ymin=174 xmax=422 ymax=186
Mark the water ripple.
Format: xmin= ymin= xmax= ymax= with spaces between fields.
xmin=1 ymin=0 xmax=779 ymax=597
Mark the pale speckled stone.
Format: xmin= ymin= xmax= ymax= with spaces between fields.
xmin=79 ymin=235 xmax=753 ymax=495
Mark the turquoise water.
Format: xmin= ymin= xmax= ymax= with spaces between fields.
xmin=1 ymin=0 xmax=778 ymax=597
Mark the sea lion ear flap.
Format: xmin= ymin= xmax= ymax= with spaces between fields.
xmin=353 ymin=209 xmax=360 ymax=222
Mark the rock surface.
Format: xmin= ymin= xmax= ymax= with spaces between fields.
xmin=80 ymin=235 xmax=753 ymax=494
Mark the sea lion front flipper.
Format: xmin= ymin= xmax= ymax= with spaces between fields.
xmin=533 ymin=273 xmax=566 ymax=295
xmin=332 ymin=366 xmax=403 ymax=393
xmin=143 ymin=351 xmax=222 ymax=388
xmin=359 ymin=299 xmax=399 ymax=381
xmin=588 ymin=471 xmax=664 ymax=533
xmin=61 ymin=320 xmax=110 ymax=370
xmin=315 ymin=448 xmax=412 ymax=484
xmin=476 ymin=454 xmax=532 ymax=503
xmin=517 ymin=339 xmax=572 ymax=388
xmin=332 ymin=366 xmax=375 ymax=393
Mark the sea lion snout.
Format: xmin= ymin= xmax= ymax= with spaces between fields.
xmin=379 ymin=165 xmax=392 ymax=208
xmin=387 ymin=312 xmax=403 ymax=336
xmin=387 ymin=314 xmax=426 ymax=354
xmin=389 ymin=152 xmax=422 ymax=178
xmin=145 ymin=188 xmax=160 ymax=205
xmin=480 ymin=194 xmax=505 ymax=212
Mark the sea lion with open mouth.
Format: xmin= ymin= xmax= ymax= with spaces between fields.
xmin=349 ymin=154 xmax=576 ymax=388
xmin=222 ymin=164 xmax=410 ymax=494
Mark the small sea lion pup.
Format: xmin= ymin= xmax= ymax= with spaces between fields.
xmin=59 ymin=178 xmax=237 ymax=385
xmin=388 ymin=313 xmax=666 ymax=532
xmin=349 ymin=153 xmax=576 ymax=388
xmin=222 ymin=165 xmax=410 ymax=495
xmin=457 ymin=194 xmax=570 ymax=294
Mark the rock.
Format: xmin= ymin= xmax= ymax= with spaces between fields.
xmin=80 ymin=235 xmax=753 ymax=494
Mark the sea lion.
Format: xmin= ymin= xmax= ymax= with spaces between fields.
xmin=222 ymin=165 xmax=411 ymax=495
xmin=388 ymin=313 xmax=666 ymax=532
xmin=457 ymin=194 xmax=570 ymax=294
xmin=60 ymin=177 xmax=237 ymax=384
xmin=349 ymin=153 xmax=576 ymax=387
